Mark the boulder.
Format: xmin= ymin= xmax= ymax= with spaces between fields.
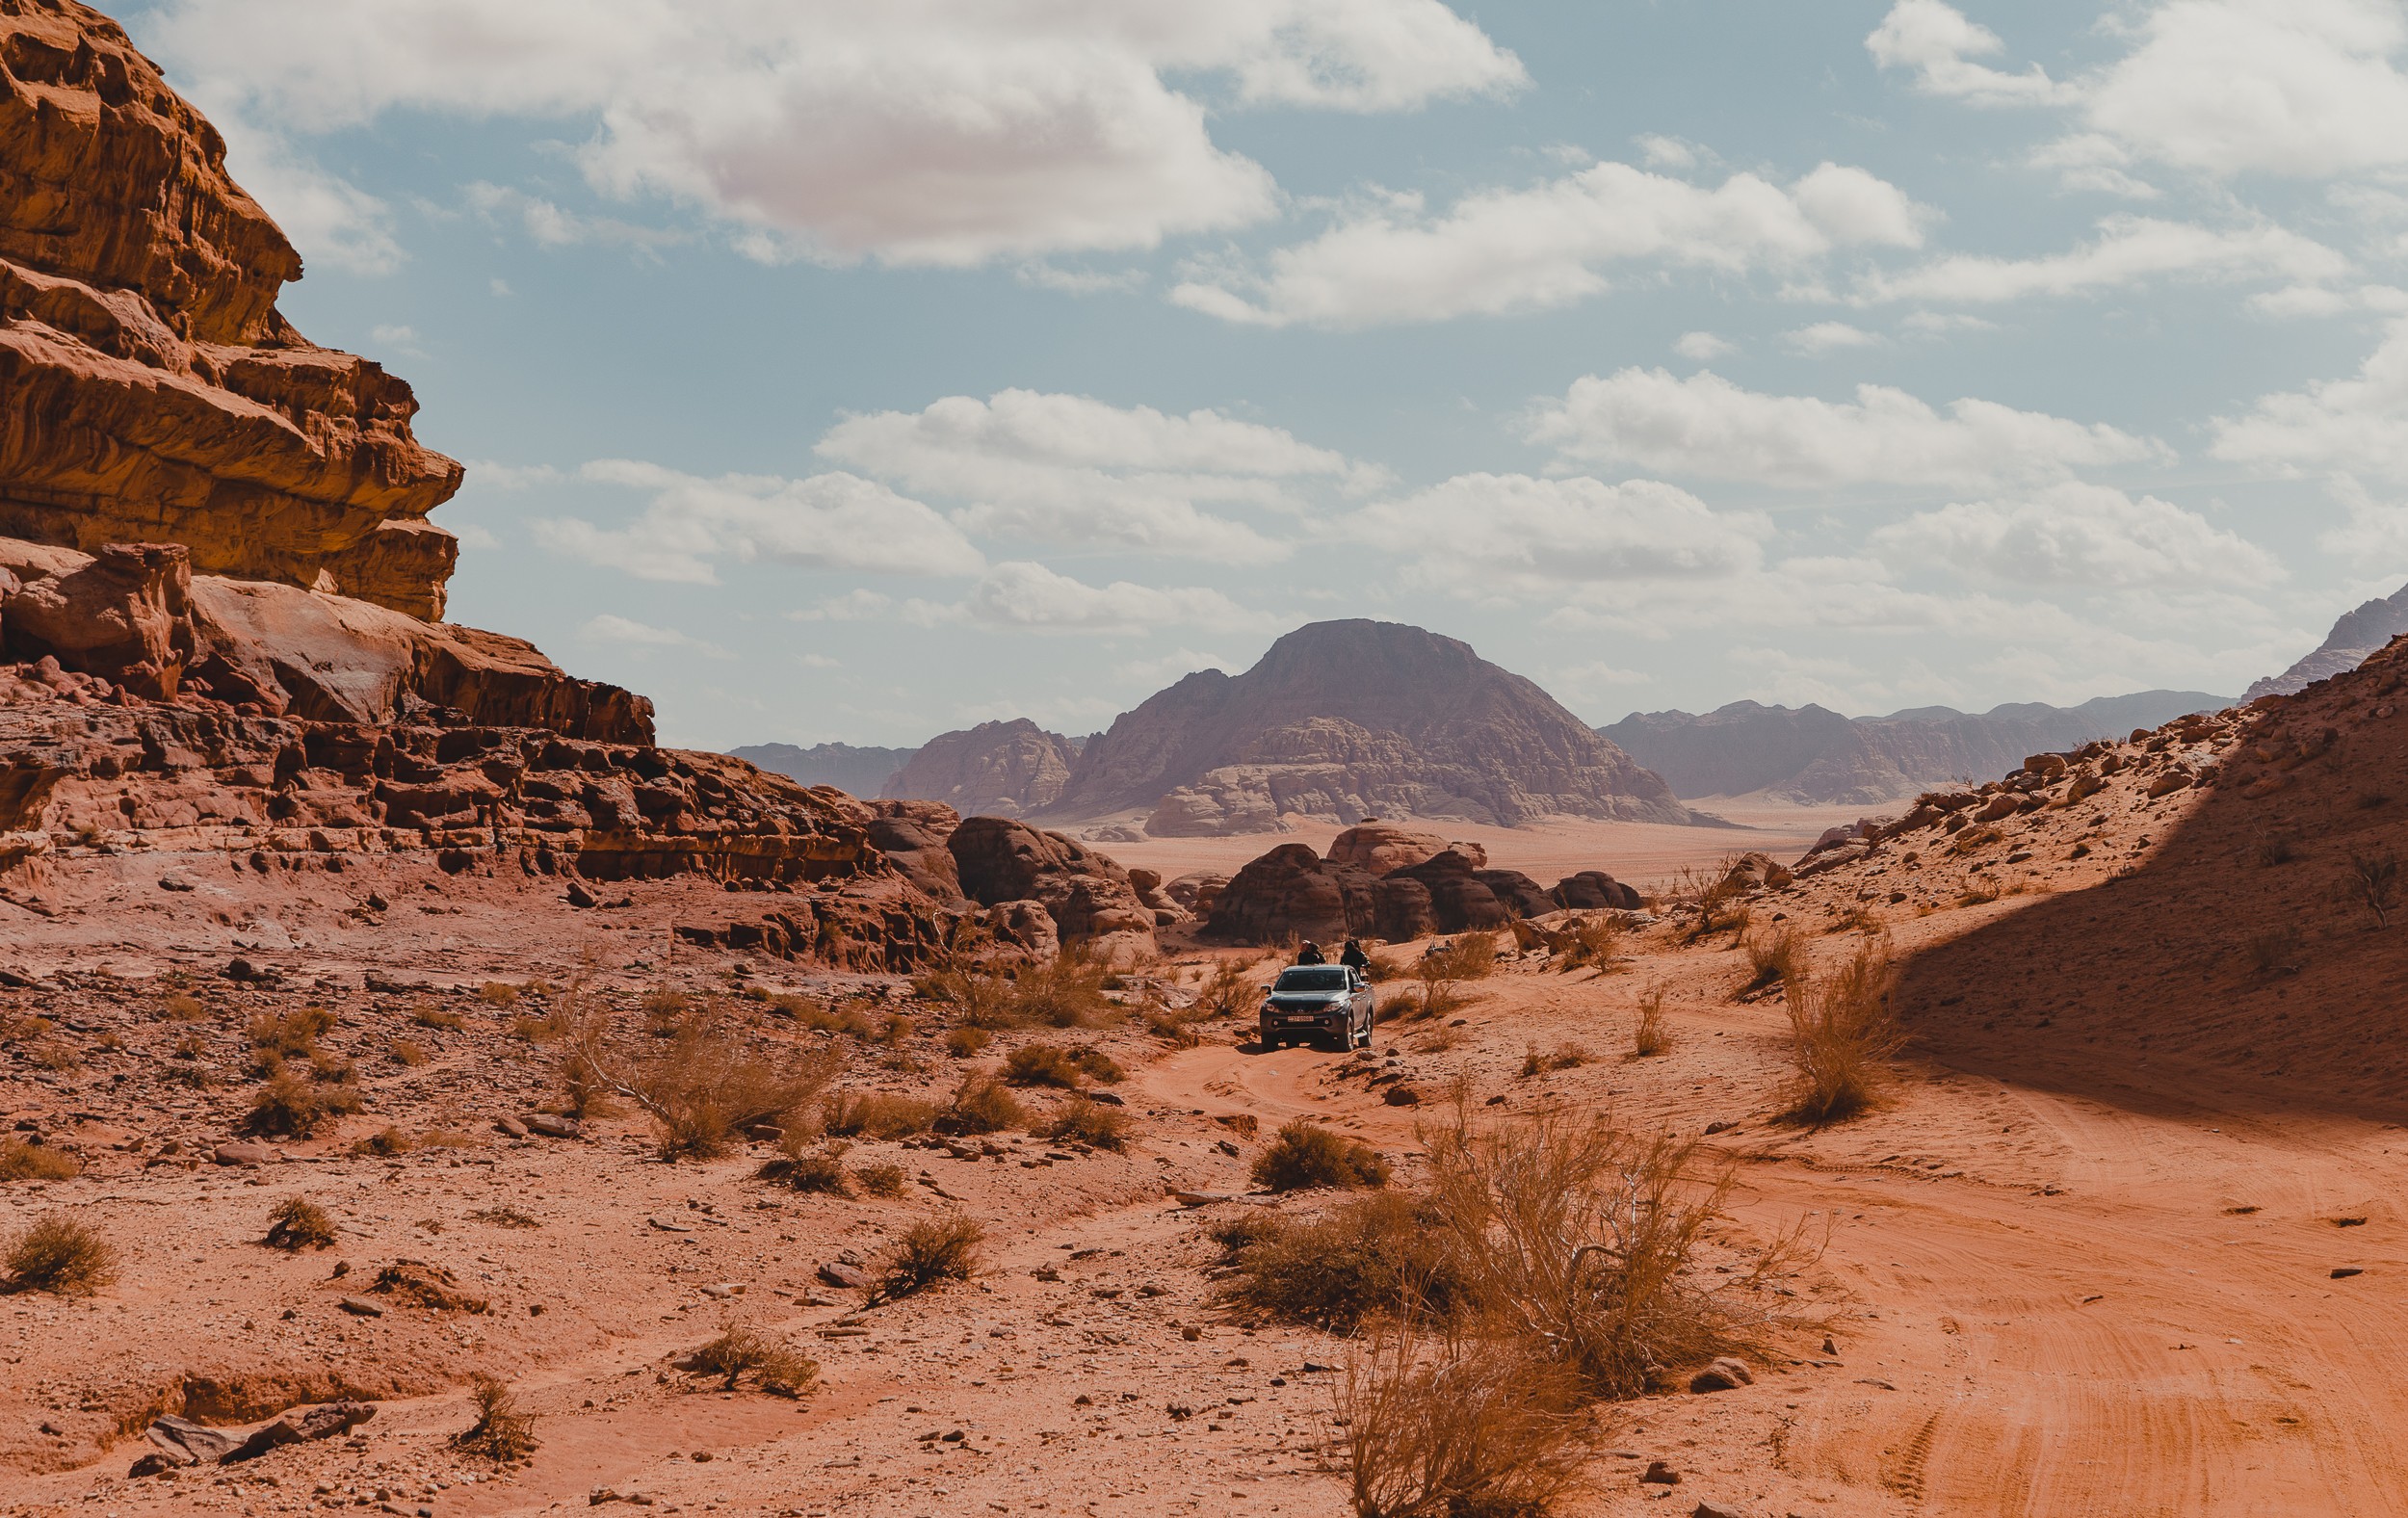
xmin=1474 ymin=868 xmax=1556 ymax=918
xmin=859 ymin=800 xmax=965 ymax=901
xmin=948 ymin=816 xmax=1153 ymax=950
xmin=1202 ymin=843 xmax=1375 ymax=946
xmin=1165 ymin=872 xmax=1228 ymax=916
xmin=1 ymin=543 xmax=195 ymax=696
xmin=1384 ymin=850 xmax=1507 ymax=933
xmin=1324 ymin=821 xmax=1454 ymax=875
xmin=1551 ymin=871 xmax=1641 ymax=910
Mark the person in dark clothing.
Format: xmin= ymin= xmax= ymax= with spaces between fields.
xmin=1296 ymin=941 xmax=1326 ymax=965
xmin=1339 ymin=939 xmax=1371 ymax=973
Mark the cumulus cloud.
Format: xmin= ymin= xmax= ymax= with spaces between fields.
xmin=1529 ymin=368 xmax=2170 ymax=489
xmin=142 ymin=0 xmax=1523 ymax=269
xmin=2316 ymin=476 xmax=2408 ymax=562
xmin=2211 ymin=316 xmax=2408 ymax=477
xmin=786 ymin=589 xmax=895 ymax=622
xmin=580 ymin=614 xmax=732 ymax=658
xmin=534 ymin=461 xmax=984 ymax=584
xmin=1337 ymin=473 xmax=1770 ymax=593
xmin=818 ymin=389 xmax=1379 ymax=563
xmin=951 ymin=562 xmax=1261 ymax=633
xmin=1867 ymin=0 xmax=2070 ymax=106
xmin=1784 ymin=321 xmax=1882 ymax=353
xmin=1169 ymin=160 xmax=1926 ymax=327
xmin=1673 ymin=330 xmax=1734 ymax=360
xmin=1856 ymin=215 xmax=2347 ymax=304
xmin=1872 ymin=484 xmax=2282 ymax=588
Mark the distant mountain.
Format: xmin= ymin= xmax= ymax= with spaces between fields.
xmin=2246 ymin=583 xmax=2408 ymax=700
xmin=1044 ymin=618 xmax=1694 ymax=834
xmin=728 ymin=742 xmax=912 ymax=798
xmin=880 ymin=719 xmax=1078 ymax=817
xmin=1603 ymin=691 xmax=2233 ymax=804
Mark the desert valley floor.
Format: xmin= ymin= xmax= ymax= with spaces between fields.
xmin=10 ymin=689 xmax=2408 ymax=1518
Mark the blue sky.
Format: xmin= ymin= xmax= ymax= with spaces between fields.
xmin=119 ymin=0 xmax=2408 ymax=747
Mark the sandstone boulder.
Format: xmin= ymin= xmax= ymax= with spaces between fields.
xmin=1201 ymin=843 xmax=1376 ymax=946
xmin=947 ymin=816 xmax=1153 ymax=950
xmin=1385 ymin=850 xmax=1508 ymax=933
xmin=1474 ymin=868 xmax=1557 ymax=918
xmin=1551 ymin=871 xmax=1642 ymax=910
xmin=1325 ymin=821 xmax=1454 ymax=875
xmin=1165 ymin=872 xmax=1228 ymax=916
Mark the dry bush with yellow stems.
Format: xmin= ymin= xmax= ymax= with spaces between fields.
xmin=0 ymin=1138 xmax=77 ymax=1182
xmin=1555 ymin=914 xmax=1623 ymax=974
xmin=1340 ymin=1322 xmax=1594 ymax=1518
xmin=265 ymin=1196 xmax=337 ymax=1250
xmin=1519 ymin=1042 xmax=1589 ymax=1077
xmin=453 ymin=1374 xmax=537 ymax=1462
xmin=1630 ymin=987 xmax=1671 ymax=1059
xmin=1041 ymin=1095 xmax=1131 ymax=1151
xmin=1220 ymin=1191 xmax=1462 ymax=1332
xmin=563 ymin=1005 xmax=841 ymax=1159
xmin=478 ymin=981 xmax=519 ymax=1008
xmin=159 ymin=992 xmax=207 ymax=1022
xmin=688 ymin=1323 xmax=819 ymax=1397
xmin=855 ymin=1163 xmax=908 ymax=1198
xmin=943 ymin=1026 xmax=990 ymax=1058
xmin=941 ymin=1073 xmax=1027 ymax=1135
xmin=1738 ymin=925 xmax=1803 ymax=997
xmin=1003 ymin=1043 xmax=1084 ymax=1088
xmin=1194 ymin=958 xmax=1260 ymax=1020
xmin=1418 ymin=1098 xmax=1815 ymax=1403
xmin=760 ymin=1134 xmax=852 ymax=1195
xmin=1251 ymin=1119 xmax=1391 ymax=1192
xmin=3 ymin=1212 xmax=117 ymax=1296
xmin=1780 ymin=939 xmax=1904 ymax=1125
xmin=917 ymin=949 xmax=1118 ymax=1030
xmin=412 ymin=1004 xmax=465 ymax=1032
xmin=823 ymin=1089 xmax=936 ymax=1138
xmin=872 ymin=1212 xmax=984 ymax=1301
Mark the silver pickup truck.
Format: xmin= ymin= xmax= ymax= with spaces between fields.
xmin=1257 ymin=964 xmax=1374 ymax=1051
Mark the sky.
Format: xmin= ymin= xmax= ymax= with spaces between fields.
xmin=114 ymin=0 xmax=2408 ymax=748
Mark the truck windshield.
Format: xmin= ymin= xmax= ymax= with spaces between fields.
xmin=1273 ymin=967 xmax=1350 ymax=992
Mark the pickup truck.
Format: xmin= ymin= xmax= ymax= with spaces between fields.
xmin=1257 ymin=964 xmax=1374 ymax=1051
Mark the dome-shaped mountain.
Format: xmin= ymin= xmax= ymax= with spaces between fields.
xmin=1045 ymin=619 xmax=1692 ymax=831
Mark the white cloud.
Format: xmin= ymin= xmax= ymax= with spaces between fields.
xmin=952 ymin=562 xmax=1261 ymax=633
xmin=463 ymin=182 xmax=684 ymax=251
xmin=2081 ymin=0 xmax=2408 ymax=179
xmin=818 ymin=388 xmax=1377 ymax=562
xmin=2211 ymin=316 xmax=2408 ymax=477
xmin=2316 ymin=476 xmax=2408 ymax=562
xmin=1673 ymin=330 xmax=1734 ymax=360
xmin=1867 ymin=0 xmax=2071 ymax=106
xmin=463 ymin=461 xmax=563 ymax=491
xmin=795 ymin=652 xmax=841 ymax=669
xmin=1529 ymin=368 xmax=2170 ymax=489
xmin=1871 ymin=484 xmax=2282 ymax=589
xmin=1169 ymin=159 xmax=1926 ymax=328
xmin=580 ymin=614 xmax=732 ymax=658
xmin=1784 ymin=321 xmax=1882 ymax=353
xmin=1337 ymin=473 xmax=1770 ymax=593
xmin=1112 ymin=647 xmax=1234 ymax=685
xmin=1856 ymin=215 xmax=2347 ymax=304
xmin=787 ymin=589 xmax=895 ymax=622
xmin=208 ymin=119 xmax=403 ymax=275
xmin=534 ymin=461 xmax=985 ymax=584
xmin=144 ymin=0 xmax=1523 ymax=269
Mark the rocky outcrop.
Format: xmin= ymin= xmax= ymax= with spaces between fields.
xmin=0 ymin=536 xmax=652 ymax=741
xmin=884 ymin=719 xmax=1076 ymax=817
xmin=1604 ymin=692 xmax=2233 ymax=805
xmin=2246 ymin=582 xmax=2408 ymax=701
xmin=1324 ymin=821 xmax=1474 ymax=875
xmin=727 ymin=742 xmax=913 ymax=799
xmin=1202 ymin=836 xmax=1641 ymax=945
xmin=0 ymin=2 xmax=461 ymax=615
xmin=946 ymin=815 xmax=1154 ymax=954
xmin=1050 ymin=619 xmax=1688 ymax=833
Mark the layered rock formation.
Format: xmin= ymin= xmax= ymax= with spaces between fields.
xmin=1603 ymin=692 xmax=2232 ymax=805
xmin=727 ymin=742 xmax=913 ymax=799
xmin=2245 ymin=582 xmax=2408 ymax=700
xmin=884 ymin=719 xmax=1076 ymax=817
xmin=1203 ymin=831 xmax=1643 ymax=946
xmin=1040 ymin=619 xmax=1688 ymax=833
xmin=1 ymin=0 xmax=461 ymax=615
xmin=946 ymin=815 xmax=1155 ymax=956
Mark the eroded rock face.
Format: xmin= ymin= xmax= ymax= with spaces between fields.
xmin=1065 ymin=620 xmax=1688 ymax=833
xmin=883 ymin=719 xmax=1076 ymax=817
xmin=1202 ymin=843 xmax=1374 ymax=947
xmin=1325 ymin=821 xmax=1459 ymax=875
xmin=946 ymin=815 xmax=1154 ymax=953
xmin=0 ymin=537 xmax=652 ymax=740
xmin=0 ymin=1 xmax=461 ymax=615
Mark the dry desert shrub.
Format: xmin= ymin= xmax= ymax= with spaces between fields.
xmin=1738 ymin=926 xmax=1803 ymax=997
xmin=510 ymin=1008 xmax=572 ymax=1043
xmin=479 ymin=981 xmax=519 ymax=1008
xmin=1041 ymin=1095 xmax=1131 ymax=1151
xmin=919 ymin=950 xmax=1117 ymax=1030
xmin=873 ymin=1212 xmax=984 ymax=1301
xmin=0 ymin=1138 xmax=77 ymax=1182
xmin=1519 ymin=1042 xmax=1589 ymax=1077
xmin=412 ymin=1004 xmax=465 ymax=1032
xmin=942 ymin=1074 xmax=1027 ymax=1135
xmin=822 ymin=1089 xmax=937 ymax=1139
xmin=159 ymin=992 xmax=207 ymax=1022
xmin=567 ymin=1011 xmax=841 ymax=1160
xmin=2350 ymin=848 xmax=2400 ymax=928
xmin=1781 ymin=941 xmax=1903 ymax=1125
xmin=689 ymin=1324 xmax=819 ymax=1397
xmin=1421 ymin=933 xmax=1499 ymax=982
xmin=1420 ymin=1101 xmax=1804 ymax=1401
xmin=1003 ymin=1043 xmax=1084 ymax=1088
xmin=760 ymin=1135 xmax=852 ymax=1196
xmin=350 ymin=1125 xmax=415 ymax=1158
xmin=1555 ymin=915 xmax=1622 ymax=974
xmin=265 ymin=1196 xmax=338 ymax=1250
xmin=246 ymin=1004 xmax=336 ymax=1060
xmin=3 ymin=1212 xmax=118 ymax=1296
xmin=943 ymin=1026 xmax=991 ymax=1058
xmin=1630 ymin=988 xmax=1671 ymax=1059
xmin=246 ymin=1061 xmax=363 ymax=1138
xmin=390 ymin=1038 xmax=430 ymax=1066
xmin=1251 ymin=1119 xmax=1391 ymax=1192
xmin=469 ymin=1206 xmax=540 ymax=1229
xmin=1222 ymin=1191 xmax=1461 ymax=1332
xmin=452 ymin=1374 xmax=537 ymax=1462
xmin=855 ymin=1163 xmax=908 ymax=1198
xmin=1195 ymin=959 xmax=1260 ymax=1019
xmin=1340 ymin=1324 xmax=1593 ymax=1518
